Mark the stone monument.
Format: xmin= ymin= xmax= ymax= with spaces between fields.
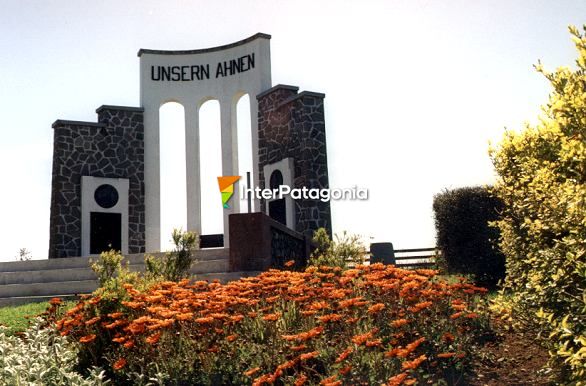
xmin=49 ymin=33 xmax=331 ymax=259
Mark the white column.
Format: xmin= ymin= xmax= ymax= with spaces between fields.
xmin=185 ymin=104 xmax=202 ymax=235
xmin=249 ymin=96 xmax=260 ymax=212
xmin=220 ymin=98 xmax=240 ymax=246
xmin=144 ymin=105 xmax=161 ymax=252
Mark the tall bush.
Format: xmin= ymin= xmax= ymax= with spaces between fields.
xmin=490 ymin=25 xmax=586 ymax=382
xmin=432 ymin=186 xmax=505 ymax=287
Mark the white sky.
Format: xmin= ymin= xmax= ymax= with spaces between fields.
xmin=0 ymin=0 xmax=584 ymax=261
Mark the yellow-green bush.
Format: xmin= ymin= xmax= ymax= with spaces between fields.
xmin=490 ymin=25 xmax=586 ymax=383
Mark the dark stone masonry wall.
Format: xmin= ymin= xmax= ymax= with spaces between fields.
xmin=49 ymin=106 xmax=145 ymax=258
xmin=257 ymin=85 xmax=332 ymax=237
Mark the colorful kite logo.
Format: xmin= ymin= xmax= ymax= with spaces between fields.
xmin=217 ymin=176 xmax=240 ymax=209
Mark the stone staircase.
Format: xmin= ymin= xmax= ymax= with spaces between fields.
xmin=0 ymin=249 xmax=259 ymax=306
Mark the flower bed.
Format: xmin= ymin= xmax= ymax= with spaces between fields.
xmin=58 ymin=263 xmax=488 ymax=385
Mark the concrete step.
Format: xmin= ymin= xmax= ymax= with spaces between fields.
xmin=0 ymin=248 xmax=230 ymax=273
xmin=0 ymin=267 xmax=97 ymax=286
xmin=0 ymin=259 xmax=230 ymax=286
xmin=0 ymin=280 xmax=99 ymax=298
xmin=0 ymin=271 xmax=261 ymax=308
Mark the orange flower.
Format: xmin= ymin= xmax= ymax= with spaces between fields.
xmin=282 ymin=326 xmax=323 ymax=342
xmin=294 ymin=374 xmax=308 ymax=386
xmin=465 ymin=312 xmax=479 ymax=319
xmin=277 ymin=358 xmax=298 ymax=371
xmin=367 ymin=303 xmax=385 ymax=314
xmin=401 ymin=354 xmax=427 ymax=370
xmin=285 ymin=260 xmax=295 ymax=267
xmin=339 ymin=365 xmax=352 ymax=375
xmin=175 ymin=312 xmax=193 ymax=321
xmin=244 ymin=367 xmax=261 ymax=377
xmin=79 ymin=334 xmax=96 ymax=343
xmin=49 ymin=297 xmax=63 ymax=305
xmin=450 ymin=311 xmax=464 ymax=320
xmin=299 ymin=351 xmax=319 ymax=361
xmin=301 ymin=310 xmax=318 ymax=316
xmin=408 ymin=301 xmax=433 ymax=313
xmin=85 ymin=316 xmax=101 ymax=326
xmin=351 ymin=329 xmax=378 ymax=346
xmin=146 ymin=332 xmax=161 ymax=345
xmin=113 ymin=358 xmax=127 ymax=371
xmin=338 ymin=297 xmax=364 ymax=309
xmin=290 ymin=344 xmax=308 ymax=352
xmin=442 ymin=332 xmax=455 ymax=343
xmin=229 ymin=314 xmax=245 ymax=323
xmin=123 ymin=340 xmax=135 ymax=349
xmin=437 ymin=352 xmax=456 ymax=358
xmin=335 ymin=347 xmax=353 ymax=363
xmin=390 ymin=318 xmax=409 ymax=328
xmin=262 ymin=313 xmax=281 ymax=321
xmin=320 ymin=376 xmax=341 ymax=386
xmin=386 ymin=372 xmax=408 ymax=386
xmin=226 ymin=334 xmax=238 ymax=342
xmin=195 ymin=317 xmax=214 ymax=324
xmin=121 ymin=302 xmax=144 ymax=310
xmin=366 ymin=339 xmax=382 ymax=347
xmin=317 ymin=313 xmax=343 ymax=323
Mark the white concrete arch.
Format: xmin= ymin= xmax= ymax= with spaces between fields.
xmin=139 ymin=33 xmax=271 ymax=250
xmin=159 ymin=101 xmax=187 ymax=251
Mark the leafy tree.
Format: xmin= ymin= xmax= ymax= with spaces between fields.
xmin=489 ymin=25 xmax=586 ymax=382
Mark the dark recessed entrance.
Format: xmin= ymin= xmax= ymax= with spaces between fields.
xmin=90 ymin=212 xmax=121 ymax=254
xmin=268 ymin=169 xmax=287 ymax=226
xmin=269 ymin=199 xmax=286 ymax=225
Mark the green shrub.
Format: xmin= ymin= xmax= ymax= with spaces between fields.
xmin=78 ymin=230 xmax=199 ymax=377
xmin=490 ymin=25 xmax=586 ymax=383
xmin=432 ymin=186 xmax=505 ymax=287
xmin=145 ymin=229 xmax=199 ymax=282
xmin=0 ymin=318 xmax=107 ymax=385
xmin=309 ymin=228 xmax=367 ymax=268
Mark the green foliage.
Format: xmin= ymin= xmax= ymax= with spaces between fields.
xmin=489 ymin=25 xmax=586 ymax=383
xmin=0 ymin=318 xmax=108 ymax=385
xmin=79 ymin=230 xmax=199 ymax=375
xmin=91 ymin=250 xmax=141 ymax=301
xmin=432 ymin=186 xmax=505 ymax=287
xmin=309 ymin=228 xmax=367 ymax=268
xmin=145 ymin=229 xmax=199 ymax=282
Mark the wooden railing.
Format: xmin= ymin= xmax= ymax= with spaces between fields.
xmin=365 ymin=247 xmax=437 ymax=269
xmin=393 ymin=247 xmax=437 ymax=269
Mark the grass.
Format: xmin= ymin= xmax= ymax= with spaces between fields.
xmin=0 ymin=301 xmax=74 ymax=335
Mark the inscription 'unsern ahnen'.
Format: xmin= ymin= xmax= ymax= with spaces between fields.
xmin=150 ymin=53 xmax=255 ymax=82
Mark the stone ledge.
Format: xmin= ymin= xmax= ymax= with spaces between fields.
xmin=96 ymin=105 xmax=144 ymax=114
xmin=256 ymin=84 xmax=299 ymax=100
xmin=52 ymin=119 xmax=105 ymax=129
xmin=138 ymin=32 xmax=271 ymax=57
xmin=276 ymin=91 xmax=326 ymax=109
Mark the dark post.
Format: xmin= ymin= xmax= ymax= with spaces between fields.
xmin=370 ymin=242 xmax=395 ymax=265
